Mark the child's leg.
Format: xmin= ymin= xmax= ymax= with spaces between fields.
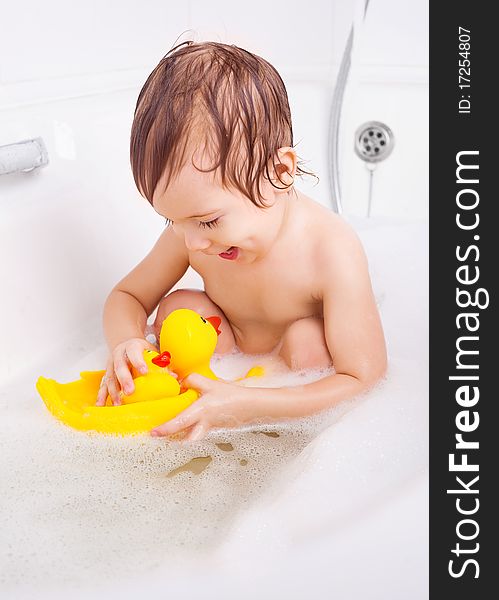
xmin=278 ymin=317 xmax=332 ymax=370
xmin=152 ymin=289 xmax=237 ymax=354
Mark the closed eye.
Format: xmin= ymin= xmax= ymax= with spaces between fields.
xmin=199 ymin=218 xmax=220 ymax=229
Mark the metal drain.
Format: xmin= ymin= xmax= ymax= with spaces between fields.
xmin=354 ymin=121 xmax=394 ymax=163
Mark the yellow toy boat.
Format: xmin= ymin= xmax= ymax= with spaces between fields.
xmin=36 ymin=308 xmax=263 ymax=436
xmin=36 ymin=369 xmax=197 ymax=436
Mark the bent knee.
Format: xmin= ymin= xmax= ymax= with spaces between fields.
xmin=153 ymin=290 xmax=211 ymax=332
xmin=279 ymin=317 xmax=332 ymax=371
xmin=153 ymin=289 xmax=236 ymax=353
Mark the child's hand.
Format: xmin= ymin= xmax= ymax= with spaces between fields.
xmin=150 ymin=374 xmax=256 ymax=441
xmin=95 ymin=338 xmax=158 ymax=406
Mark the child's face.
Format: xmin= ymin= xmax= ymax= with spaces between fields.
xmin=152 ymin=155 xmax=291 ymax=264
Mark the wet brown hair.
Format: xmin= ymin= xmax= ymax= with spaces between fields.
xmin=130 ymin=40 xmax=318 ymax=207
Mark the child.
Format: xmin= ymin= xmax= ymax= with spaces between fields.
xmin=96 ymin=40 xmax=387 ymax=441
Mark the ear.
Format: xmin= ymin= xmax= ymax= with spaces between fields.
xmin=268 ymin=147 xmax=297 ymax=192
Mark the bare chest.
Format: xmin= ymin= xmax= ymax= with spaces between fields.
xmin=190 ymin=252 xmax=321 ymax=329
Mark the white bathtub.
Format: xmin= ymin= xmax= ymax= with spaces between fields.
xmin=0 ymin=90 xmax=428 ymax=599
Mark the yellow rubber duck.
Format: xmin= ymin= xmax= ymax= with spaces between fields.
xmin=117 ymin=348 xmax=179 ymax=405
xmin=159 ymin=309 xmax=264 ymax=381
xmin=36 ymin=308 xmax=263 ymax=436
xmin=159 ymin=309 xmax=221 ymax=380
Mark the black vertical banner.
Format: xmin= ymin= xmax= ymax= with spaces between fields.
xmin=431 ymin=3 xmax=496 ymax=598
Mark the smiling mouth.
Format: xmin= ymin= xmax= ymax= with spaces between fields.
xmin=218 ymin=246 xmax=239 ymax=260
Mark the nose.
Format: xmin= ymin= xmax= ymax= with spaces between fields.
xmin=184 ymin=230 xmax=211 ymax=252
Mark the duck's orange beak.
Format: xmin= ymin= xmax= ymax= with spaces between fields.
xmin=151 ymin=351 xmax=171 ymax=367
xmin=206 ymin=316 xmax=222 ymax=336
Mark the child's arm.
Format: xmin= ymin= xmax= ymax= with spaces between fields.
xmin=151 ymin=229 xmax=387 ymax=440
xmin=98 ymin=227 xmax=189 ymax=404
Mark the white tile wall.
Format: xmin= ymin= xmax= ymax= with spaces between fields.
xmin=359 ymin=0 xmax=429 ymax=68
xmin=2 ymin=1 xmax=191 ymax=80
xmin=187 ymin=0 xmax=337 ymax=73
xmin=0 ymin=0 xmax=190 ymax=106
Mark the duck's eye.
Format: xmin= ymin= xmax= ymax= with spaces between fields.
xmin=200 ymin=317 xmax=207 ymax=323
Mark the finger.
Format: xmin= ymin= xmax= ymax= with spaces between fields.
xmin=107 ymin=375 xmax=122 ymax=406
xmin=182 ymin=373 xmax=213 ymax=392
xmin=114 ymin=353 xmax=134 ymax=396
xmin=96 ymin=359 xmax=114 ymax=406
xmin=151 ymin=407 xmax=201 ymax=437
xmin=127 ymin=346 xmax=148 ymax=375
xmin=184 ymin=422 xmax=208 ymax=442
xmin=95 ymin=377 xmax=108 ymax=406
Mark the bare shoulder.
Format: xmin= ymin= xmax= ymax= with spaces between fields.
xmin=299 ymin=198 xmax=386 ymax=384
xmin=299 ymin=196 xmax=367 ymax=277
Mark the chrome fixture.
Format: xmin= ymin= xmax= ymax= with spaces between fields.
xmin=328 ymin=0 xmax=371 ymax=214
xmin=354 ymin=121 xmax=394 ymax=163
xmin=0 ymin=137 xmax=49 ymax=176
xmin=354 ymin=121 xmax=395 ymax=217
